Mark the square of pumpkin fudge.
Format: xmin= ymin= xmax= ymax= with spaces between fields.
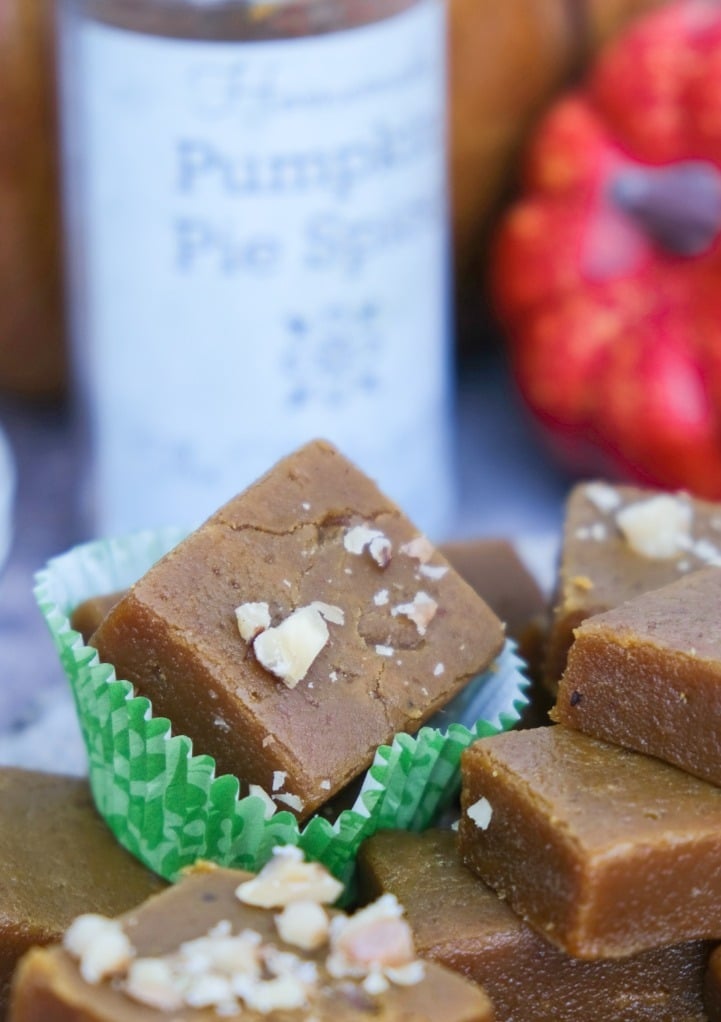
xmin=552 ymin=566 xmax=721 ymax=788
xmin=91 ymin=440 xmax=504 ymax=821
xmin=0 ymin=768 xmax=164 ymax=1018
xmin=543 ymin=482 xmax=721 ymax=692
xmin=458 ymin=726 xmax=721 ymax=960
xmin=358 ymin=829 xmax=711 ymax=1022
xmin=11 ymin=857 xmax=495 ymax=1022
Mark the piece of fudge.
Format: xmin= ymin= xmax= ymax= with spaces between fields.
xmin=552 ymin=566 xmax=721 ymax=787
xmin=358 ymin=829 xmax=710 ymax=1022
xmin=70 ymin=591 xmax=124 ymax=644
xmin=458 ymin=726 xmax=721 ymax=959
xmin=90 ymin=440 xmax=504 ymax=821
xmin=0 ymin=768 xmax=165 ymax=1018
xmin=544 ymin=482 xmax=721 ymax=691
xmin=704 ymin=944 xmax=721 ymax=1021
xmin=439 ymin=538 xmax=546 ymax=667
xmin=10 ymin=853 xmax=494 ymax=1022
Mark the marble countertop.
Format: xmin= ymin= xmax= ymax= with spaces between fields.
xmin=0 ymin=348 xmax=572 ymax=775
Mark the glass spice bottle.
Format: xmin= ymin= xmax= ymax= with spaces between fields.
xmin=57 ymin=0 xmax=454 ymax=536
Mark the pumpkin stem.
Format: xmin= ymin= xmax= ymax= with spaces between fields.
xmin=610 ymin=161 xmax=721 ymax=257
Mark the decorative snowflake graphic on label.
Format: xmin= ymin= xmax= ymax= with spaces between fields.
xmin=282 ymin=303 xmax=382 ymax=408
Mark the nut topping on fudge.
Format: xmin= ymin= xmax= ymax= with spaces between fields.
xmin=90 ymin=441 xmax=504 ymax=820
xmin=9 ymin=856 xmax=494 ymax=1021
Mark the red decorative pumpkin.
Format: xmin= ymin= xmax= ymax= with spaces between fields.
xmin=492 ymin=0 xmax=721 ymax=497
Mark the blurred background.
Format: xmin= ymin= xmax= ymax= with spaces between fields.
xmin=0 ymin=0 xmax=711 ymax=735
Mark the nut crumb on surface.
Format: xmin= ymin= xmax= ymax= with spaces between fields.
xmin=63 ymin=848 xmax=426 ymax=1016
xmin=616 ymin=495 xmax=692 ymax=559
xmin=252 ymin=605 xmax=331 ymax=688
xmin=584 ymin=482 xmax=622 ymax=513
xmin=467 ymin=797 xmax=493 ymax=830
xmin=391 ymin=591 xmax=438 ymax=636
xmin=235 ymin=602 xmax=271 ymax=642
xmin=399 ymin=535 xmax=435 ymax=564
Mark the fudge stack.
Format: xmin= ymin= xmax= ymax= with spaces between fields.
xmin=360 ymin=482 xmax=721 ymax=1022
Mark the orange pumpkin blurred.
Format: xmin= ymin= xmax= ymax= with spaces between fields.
xmin=492 ymin=0 xmax=721 ymax=498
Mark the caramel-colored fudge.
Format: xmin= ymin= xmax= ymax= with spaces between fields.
xmin=0 ymin=769 xmax=165 ymax=1017
xmin=91 ymin=441 xmax=504 ymax=821
xmin=70 ymin=591 xmax=124 ymax=644
xmin=704 ymin=944 xmax=721 ymax=1021
xmin=439 ymin=539 xmax=546 ymax=668
xmin=544 ymin=482 xmax=721 ymax=691
xmin=458 ymin=726 xmax=721 ymax=959
xmin=358 ymin=829 xmax=710 ymax=1022
xmin=10 ymin=860 xmax=494 ymax=1022
xmin=552 ymin=566 xmax=721 ymax=787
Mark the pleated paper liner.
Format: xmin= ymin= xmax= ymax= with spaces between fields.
xmin=34 ymin=528 xmax=530 ymax=891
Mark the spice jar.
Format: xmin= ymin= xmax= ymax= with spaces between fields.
xmin=57 ymin=0 xmax=454 ymax=536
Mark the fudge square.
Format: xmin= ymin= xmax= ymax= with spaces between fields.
xmin=91 ymin=440 xmax=504 ymax=821
xmin=544 ymin=482 xmax=721 ymax=692
xmin=458 ymin=726 xmax=721 ymax=959
xmin=358 ymin=829 xmax=711 ymax=1022
xmin=553 ymin=566 xmax=721 ymax=788
xmin=0 ymin=768 xmax=164 ymax=1018
xmin=10 ymin=859 xmax=495 ymax=1022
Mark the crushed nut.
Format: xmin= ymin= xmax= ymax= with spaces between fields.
xmin=467 ymin=797 xmax=493 ymax=830
xmin=584 ymin=482 xmax=621 ymax=513
xmin=391 ymin=591 xmax=438 ymax=636
xmin=247 ymin=784 xmax=277 ymax=820
xmin=375 ymin=644 xmax=394 ymax=657
xmin=343 ymin=525 xmax=392 ymax=567
xmin=616 ymin=495 xmax=692 ymax=559
xmin=125 ymin=958 xmax=184 ymax=1012
xmin=64 ymin=914 xmax=135 ymax=984
xmin=309 ymin=601 xmax=346 ymax=626
xmin=373 ymin=589 xmax=389 ymax=606
xmin=418 ymin=563 xmax=448 ymax=580
xmin=272 ymin=771 xmax=287 ymax=792
xmin=275 ymin=792 xmax=305 ymax=813
xmin=275 ymin=901 xmax=330 ymax=950
xmin=327 ymin=894 xmax=418 ymax=981
xmin=236 ymin=846 xmax=343 ymax=908
xmin=235 ymin=602 xmax=271 ymax=642
xmin=399 ymin=535 xmax=434 ymax=564
xmin=253 ymin=606 xmax=330 ymax=688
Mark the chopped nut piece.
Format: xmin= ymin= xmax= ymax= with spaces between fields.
xmin=309 ymin=601 xmax=346 ymax=626
xmin=343 ymin=525 xmax=393 ymax=567
xmin=272 ymin=771 xmax=287 ymax=792
xmin=616 ymin=495 xmax=692 ymax=559
xmin=584 ymin=482 xmax=622 ymax=513
xmin=235 ymin=602 xmax=272 ymax=642
xmin=248 ymin=784 xmax=277 ymax=819
xmin=375 ymin=644 xmax=394 ymax=657
xmin=400 ymin=535 xmax=435 ymax=564
xmin=391 ymin=591 xmax=438 ymax=636
xmin=275 ymin=901 xmax=330 ymax=951
xmin=275 ymin=792 xmax=305 ymax=813
xmin=124 ymin=958 xmax=184 ymax=1012
xmin=327 ymin=894 xmax=417 ymax=979
xmin=419 ymin=563 xmax=448 ymax=580
xmin=64 ymin=914 xmax=134 ymax=984
xmin=253 ymin=606 xmax=330 ymax=688
xmin=467 ymin=797 xmax=493 ymax=830
xmin=373 ymin=588 xmax=389 ymax=606
xmin=236 ymin=846 xmax=343 ymax=908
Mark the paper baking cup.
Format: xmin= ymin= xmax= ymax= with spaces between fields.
xmin=34 ymin=529 xmax=530 ymax=890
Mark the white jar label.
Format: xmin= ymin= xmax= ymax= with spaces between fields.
xmin=62 ymin=1 xmax=453 ymax=536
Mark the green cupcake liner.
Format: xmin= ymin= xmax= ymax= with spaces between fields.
xmin=34 ymin=528 xmax=530 ymax=892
